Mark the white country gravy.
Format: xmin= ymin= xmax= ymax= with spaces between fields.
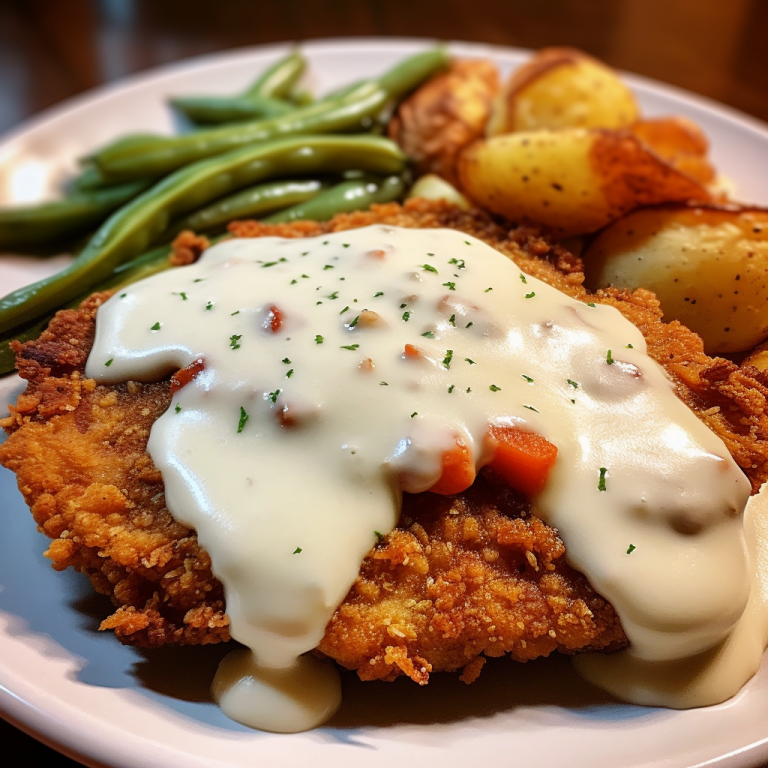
xmin=85 ymin=225 xmax=765 ymax=730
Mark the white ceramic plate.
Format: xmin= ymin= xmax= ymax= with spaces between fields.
xmin=2 ymin=38 xmax=768 ymax=768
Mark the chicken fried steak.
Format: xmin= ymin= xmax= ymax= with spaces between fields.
xmin=2 ymin=199 xmax=767 ymax=686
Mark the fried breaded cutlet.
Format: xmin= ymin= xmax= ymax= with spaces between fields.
xmin=2 ymin=199 xmax=767 ymax=686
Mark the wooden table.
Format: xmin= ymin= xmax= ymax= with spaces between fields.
xmin=1 ymin=0 xmax=767 ymax=765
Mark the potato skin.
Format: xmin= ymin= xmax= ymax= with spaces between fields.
xmin=630 ymin=117 xmax=715 ymax=185
xmin=743 ymin=340 xmax=768 ymax=372
xmin=388 ymin=59 xmax=499 ymax=187
xmin=488 ymin=47 xmax=640 ymax=135
xmin=584 ymin=205 xmax=768 ymax=353
xmin=457 ymin=129 xmax=710 ymax=237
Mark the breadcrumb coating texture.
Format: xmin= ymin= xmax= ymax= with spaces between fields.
xmin=2 ymin=199 xmax=767 ymax=684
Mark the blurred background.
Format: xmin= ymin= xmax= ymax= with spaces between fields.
xmin=1 ymin=0 xmax=767 ymax=137
xmin=1 ymin=0 xmax=767 ymax=765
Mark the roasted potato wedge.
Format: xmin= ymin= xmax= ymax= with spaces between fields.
xmin=457 ymin=129 xmax=710 ymax=236
xmin=583 ymin=205 xmax=768 ymax=353
xmin=407 ymin=173 xmax=471 ymax=210
xmin=488 ymin=47 xmax=640 ymax=135
xmin=388 ymin=59 xmax=499 ymax=187
xmin=743 ymin=340 xmax=768 ymax=372
xmin=630 ymin=117 xmax=716 ymax=185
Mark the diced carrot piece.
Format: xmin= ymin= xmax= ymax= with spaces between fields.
xmin=170 ymin=358 xmax=205 ymax=394
xmin=486 ymin=425 xmax=558 ymax=497
xmin=264 ymin=304 xmax=283 ymax=332
xmin=403 ymin=343 xmax=424 ymax=359
xmin=428 ymin=437 xmax=476 ymax=495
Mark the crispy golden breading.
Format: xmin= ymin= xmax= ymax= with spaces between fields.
xmin=2 ymin=199 xmax=767 ymax=686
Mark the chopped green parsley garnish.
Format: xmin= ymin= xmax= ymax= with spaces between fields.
xmin=567 ymin=379 xmax=579 ymax=388
xmin=485 ymin=287 xmax=493 ymax=293
xmin=465 ymin=322 xmax=474 ymax=329
xmin=293 ymin=547 xmax=303 ymax=554
xmin=301 ymin=274 xmax=309 ymax=279
xmin=323 ymin=264 xmax=334 ymax=270
xmin=343 ymin=243 xmax=350 ymax=248
xmin=105 ymin=358 xmax=113 ymax=367
xmin=237 ymin=407 xmax=249 ymax=433
xmin=598 ymin=467 xmax=608 ymax=491
xmin=626 ymin=544 xmax=636 ymax=554
xmin=286 ymin=369 xmax=294 ymax=378
xmin=150 ymin=322 xmax=161 ymax=331
xmin=522 ymin=374 xmax=534 ymax=383
xmin=175 ymin=404 xmax=181 ymax=414
xmin=449 ymin=258 xmax=466 ymax=270
xmin=341 ymin=344 xmax=360 ymax=351
xmin=443 ymin=281 xmax=456 ymax=291
xmin=262 ymin=260 xmax=279 ymax=268
xmin=464 ymin=240 xmax=472 ymax=245
xmin=524 ymin=291 xmax=535 ymax=299
xmin=374 ymin=291 xmax=384 ymax=297
xmin=442 ymin=349 xmax=454 ymax=369
xmin=374 ymin=531 xmax=385 ymax=542
xmin=519 ymin=274 xmax=527 ymax=284
xmin=193 ymin=278 xmax=204 ymax=283
xmin=176 ymin=292 xmax=188 ymax=300
xmin=340 ymin=305 xmax=350 ymax=314
xmin=449 ymin=314 xmax=456 ymax=326
xmin=282 ymin=358 xmax=291 ymax=364
xmin=119 ymin=293 xmax=127 ymax=298
xmin=626 ymin=343 xmax=634 ymax=348
xmin=489 ymin=384 xmax=501 ymax=392
xmin=466 ymin=387 xmax=472 ymax=393
xmin=205 ymin=301 xmax=213 ymax=311
xmin=448 ymin=384 xmax=455 ymax=393
xmin=402 ymin=311 xmax=411 ymax=322
xmin=349 ymin=315 xmax=360 ymax=327
xmin=327 ymin=291 xmax=339 ymax=300
xmin=587 ymin=301 xmax=596 ymax=308
xmin=290 ymin=279 xmax=297 ymax=285
xmin=606 ymin=349 xmax=614 ymax=365
xmin=410 ymin=412 xmax=418 ymax=418
xmin=400 ymin=303 xmax=407 ymax=309
xmin=231 ymin=310 xmax=240 ymax=316
xmin=465 ymin=358 xmax=476 ymax=365
xmin=229 ymin=334 xmax=242 ymax=350
xmin=380 ymin=381 xmax=388 ymax=386
xmin=267 ymin=389 xmax=281 ymax=403
xmin=422 ymin=331 xmax=435 ymax=339
xmin=421 ymin=263 xmax=438 ymax=273
xmin=315 ymin=335 xmax=324 ymax=344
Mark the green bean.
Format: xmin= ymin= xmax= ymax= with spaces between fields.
xmin=71 ymin=164 xmax=112 ymax=191
xmin=170 ymin=94 xmax=295 ymax=124
xmin=265 ymin=175 xmax=405 ymax=223
xmin=244 ymin=50 xmax=306 ymax=99
xmin=93 ymin=48 xmax=449 ymax=183
xmin=79 ymin=133 xmax=163 ymax=169
xmin=169 ymin=51 xmax=306 ymax=125
xmin=0 ymin=180 xmax=151 ymax=250
xmin=287 ymin=88 xmax=314 ymax=107
xmin=0 ymin=134 xmax=406 ymax=334
xmin=168 ymin=178 xmax=328 ymax=236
